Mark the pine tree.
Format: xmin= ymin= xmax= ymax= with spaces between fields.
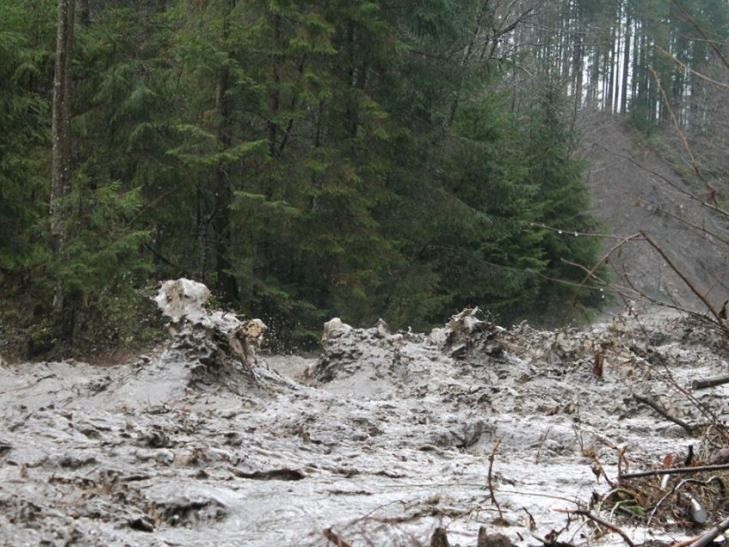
xmin=526 ymin=80 xmax=601 ymax=316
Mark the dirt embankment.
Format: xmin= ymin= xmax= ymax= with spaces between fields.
xmin=578 ymin=113 xmax=729 ymax=314
xmin=2 ymin=281 xmax=729 ymax=546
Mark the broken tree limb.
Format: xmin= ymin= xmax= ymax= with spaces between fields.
xmin=687 ymin=514 xmax=729 ymax=547
xmin=691 ymin=374 xmax=729 ymax=390
xmin=488 ymin=439 xmax=504 ymax=520
xmin=640 ymin=232 xmax=727 ymax=331
xmin=620 ymin=463 xmax=729 ymax=480
xmin=562 ymin=509 xmax=636 ymax=547
xmin=632 ymin=394 xmax=696 ymax=433
xmin=323 ymin=528 xmax=352 ymax=547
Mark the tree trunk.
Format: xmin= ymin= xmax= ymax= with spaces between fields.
xmin=621 ymin=9 xmax=631 ymax=114
xmin=78 ymin=0 xmax=90 ymax=27
xmin=608 ymin=15 xmax=617 ymax=113
xmin=213 ymin=0 xmax=238 ymax=302
xmin=50 ymin=0 xmax=76 ymax=332
xmin=267 ymin=13 xmax=281 ymax=157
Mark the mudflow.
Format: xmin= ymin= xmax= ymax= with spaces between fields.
xmin=1 ymin=279 xmax=728 ymax=546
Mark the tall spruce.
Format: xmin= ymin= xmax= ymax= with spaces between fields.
xmin=0 ymin=0 xmax=620 ymax=354
xmin=49 ymin=0 xmax=76 ymax=334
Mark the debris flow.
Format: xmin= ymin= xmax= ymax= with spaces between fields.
xmin=1 ymin=281 xmax=728 ymax=546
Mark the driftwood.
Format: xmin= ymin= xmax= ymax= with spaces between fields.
xmin=632 ymin=394 xmax=696 ymax=432
xmin=670 ymin=514 xmax=729 ymax=547
xmin=565 ymin=509 xmax=636 ymax=547
xmin=692 ymin=374 xmax=729 ymax=391
xmin=620 ymin=462 xmax=729 ymax=480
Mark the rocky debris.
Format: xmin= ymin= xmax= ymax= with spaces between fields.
xmin=311 ymin=315 xmax=461 ymax=403
xmin=149 ymin=496 xmax=229 ymax=527
xmin=313 ymin=309 xmax=505 ymax=396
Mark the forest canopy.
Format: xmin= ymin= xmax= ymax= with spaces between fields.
xmin=3 ymin=0 xmax=722 ymax=354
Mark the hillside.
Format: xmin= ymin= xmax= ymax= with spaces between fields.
xmin=578 ymin=113 xmax=729 ymax=315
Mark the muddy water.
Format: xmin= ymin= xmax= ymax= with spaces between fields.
xmin=1 ymin=308 xmax=727 ymax=546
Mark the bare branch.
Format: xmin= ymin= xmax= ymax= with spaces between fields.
xmin=632 ymin=394 xmax=698 ymax=433
xmin=672 ymin=0 xmax=729 ymax=73
xmin=640 ymin=231 xmax=724 ymax=326
xmin=562 ymin=509 xmax=636 ymax=547
xmin=649 ymin=67 xmax=704 ymax=184
xmin=656 ymin=45 xmax=729 ymax=91
xmin=487 ymin=439 xmax=504 ymax=521
xmin=620 ymin=463 xmax=729 ymax=480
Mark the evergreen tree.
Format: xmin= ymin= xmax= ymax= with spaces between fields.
xmin=0 ymin=0 xmax=607 ymax=354
xmin=0 ymin=1 xmax=53 ymax=281
xmin=526 ymin=81 xmax=601 ymax=316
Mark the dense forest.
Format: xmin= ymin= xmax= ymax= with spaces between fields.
xmin=1 ymin=0 xmax=727 ymax=354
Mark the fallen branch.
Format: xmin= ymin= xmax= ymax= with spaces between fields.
xmin=563 ymin=509 xmax=635 ymax=547
xmin=632 ymin=394 xmax=697 ymax=433
xmin=692 ymin=374 xmax=729 ymax=390
xmin=620 ymin=463 xmax=729 ymax=480
xmin=323 ymin=528 xmax=352 ymax=547
xmin=488 ymin=439 xmax=504 ymax=521
xmin=684 ymin=514 xmax=729 ymax=547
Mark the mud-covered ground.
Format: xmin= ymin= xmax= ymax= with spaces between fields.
xmin=2 ymin=284 xmax=729 ymax=546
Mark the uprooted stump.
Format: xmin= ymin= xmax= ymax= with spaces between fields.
xmin=154 ymin=279 xmax=270 ymax=391
xmin=437 ymin=308 xmax=505 ymax=360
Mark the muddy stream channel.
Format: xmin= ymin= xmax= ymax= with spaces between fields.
xmin=2 ymin=280 xmax=729 ymax=546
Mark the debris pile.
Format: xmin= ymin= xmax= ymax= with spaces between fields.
xmin=154 ymin=278 xmax=281 ymax=392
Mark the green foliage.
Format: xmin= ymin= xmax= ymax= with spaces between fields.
xmin=0 ymin=0 xmax=605 ymax=355
xmin=525 ymin=82 xmax=603 ymax=316
xmin=0 ymin=0 xmax=53 ymax=273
